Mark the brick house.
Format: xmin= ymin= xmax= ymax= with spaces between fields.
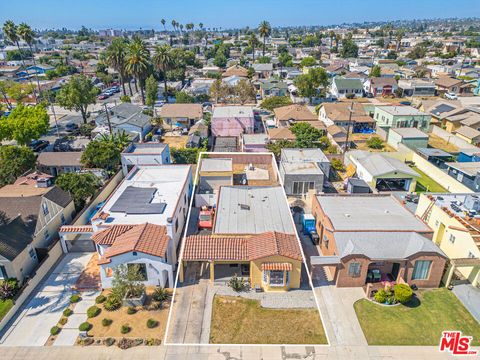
xmin=311 ymin=194 xmax=447 ymax=294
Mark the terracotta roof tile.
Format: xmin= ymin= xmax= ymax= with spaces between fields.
xmin=274 ymin=105 xmax=317 ymax=122
xmin=60 ymin=225 xmax=94 ymax=233
xmin=92 ymin=225 xmax=135 ymax=245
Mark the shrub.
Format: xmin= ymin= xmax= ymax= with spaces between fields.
xmin=152 ymin=287 xmax=169 ymax=302
xmin=104 ymin=295 xmax=122 ymax=311
xmin=79 ymin=322 xmax=92 ymax=331
xmin=120 ymin=324 xmax=131 ymax=334
xmin=63 ymin=308 xmax=73 ymax=317
xmin=70 ymin=294 xmax=81 ymax=303
xmin=95 ymin=295 xmax=107 ymax=304
xmin=102 ymin=318 xmax=113 ymax=326
xmin=394 ymin=284 xmax=413 ymax=304
xmin=104 ymin=337 xmax=115 ymax=347
xmin=227 ymin=275 xmax=246 ymax=292
xmin=374 ymin=289 xmax=387 ymax=303
xmin=50 ymin=326 xmax=61 ymax=336
xmin=145 ymin=338 xmax=161 ymax=346
xmin=366 ymin=136 xmax=384 ymax=149
xmin=0 ymin=278 xmax=19 ymax=300
xmin=331 ymin=158 xmax=346 ymax=172
xmin=146 ymin=319 xmax=158 ymax=329
xmin=127 ymin=306 xmax=137 ymax=315
xmin=345 ymin=93 xmax=355 ymax=99
xmin=120 ymin=95 xmax=131 ymax=103
xmin=87 ymin=305 xmax=101 ymax=318
xmin=58 ymin=317 xmax=68 ymax=325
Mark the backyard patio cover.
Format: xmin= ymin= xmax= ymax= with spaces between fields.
xmin=310 ymin=256 xmax=341 ymax=266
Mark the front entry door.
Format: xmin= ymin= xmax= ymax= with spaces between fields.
xmin=391 ymin=262 xmax=400 ymax=280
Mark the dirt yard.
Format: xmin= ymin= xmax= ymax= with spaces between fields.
xmin=160 ymin=135 xmax=188 ymax=149
xmin=428 ymin=134 xmax=459 ymax=153
xmin=87 ymin=288 xmax=171 ymax=339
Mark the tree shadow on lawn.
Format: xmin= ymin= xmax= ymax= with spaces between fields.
xmin=403 ymin=295 xmax=421 ymax=308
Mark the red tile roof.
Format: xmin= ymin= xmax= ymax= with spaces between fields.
xmin=102 ymin=223 xmax=170 ymax=259
xmin=182 ymin=231 xmax=302 ymax=262
xmin=59 ymin=225 xmax=94 ymax=233
xmin=92 ymin=225 xmax=135 ymax=245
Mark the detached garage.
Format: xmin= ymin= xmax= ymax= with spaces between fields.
xmin=59 ymin=225 xmax=96 ymax=253
xmin=345 ymin=150 xmax=419 ymax=192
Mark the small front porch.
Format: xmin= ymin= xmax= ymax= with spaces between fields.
xmin=363 ymin=261 xmax=406 ymax=298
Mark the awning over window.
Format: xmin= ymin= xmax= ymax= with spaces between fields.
xmin=261 ymin=262 xmax=292 ymax=271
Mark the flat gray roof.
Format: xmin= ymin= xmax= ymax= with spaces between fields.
xmin=354 ymin=153 xmax=419 ymax=178
xmin=200 ymin=158 xmax=233 ymax=172
xmin=335 ymin=231 xmax=445 ymax=259
xmin=281 ymin=148 xmax=329 ymax=164
xmin=417 ymin=148 xmax=452 ymax=157
xmin=445 ymin=161 xmax=480 ymax=177
xmin=316 ymin=195 xmax=431 ymax=232
xmin=214 ymin=186 xmax=295 ymax=234
xmin=391 ymin=127 xmax=428 ymax=138
xmin=376 ymin=105 xmax=429 ymax=116
xmin=281 ymin=162 xmax=323 ymax=175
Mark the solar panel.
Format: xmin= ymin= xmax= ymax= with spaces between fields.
xmin=433 ymin=104 xmax=455 ymax=114
xmin=110 ymin=186 xmax=166 ymax=214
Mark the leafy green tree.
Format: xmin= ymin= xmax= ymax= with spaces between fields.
xmin=331 ymin=158 xmax=346 ymax=172
xmin=81 ymin=140 xmax=121 ymax=173
xmin=175 ymin=91 xmax=195 ymax=103
xmin=56 ymin=74 xmax=99 ymax=123
xmin=290 ymin=122 xmax=324 ymax=148
xmin=300 ymin=56 xmax=316 ymax=68
xmin=257 ymin=56 xmax=271 ymax=64
xmin=340 ymin=38 xmax=359 ymax=58
xmin=266 ymin=139 xmax=296 ymax=158
xmin=234 ymin=79 xmax=255 ymax=105
xmin=1 ymin=104 xmax=49 ymax=145
xmin=293 ymin=67 xmax=329 ymax=103
xmin=55 ymin=172 xmax=100 ymax=209
xmin=278 ymin=52 xmax=293 ymax=67
xmin=258 ymin=21 xmax=271 ymax=57
xmin=145 ymin=75 xmax=158 ymax=107
xmin=0 ymin=145 xmax=36 ymax=186
xmin=171 ymin=147 xmax=202 ymax=164
xmin=407 ymin=46 xmax=427 ymax=60
xmin=366 ymin=136 xmax=384 ymax=149
xmin=369 ymin=65 xmax=381 ymax=77
xmin=213 ymin=51 xmax=227 ymax=68
xmin=260 ymin=96 xmax=293 ymax=111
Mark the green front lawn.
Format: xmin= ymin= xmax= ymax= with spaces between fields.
xmin=210 ymin=295 xmax=327 ymax=344
xmin=0 ymin=299 xmax=14 ymax=321
xmin=354 ymin=288 xmax=480 ymax=345
xmin=412 ymin=166 xmax=448 ymax=193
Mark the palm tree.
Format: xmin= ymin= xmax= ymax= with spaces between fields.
xmin=17 ymin=22 xmax=41 ymax=98
xmin=106 ymin=38 xmax=129 ymax=96
xmin=199 ymin=23 xmax=204 ymax=31
xmin=249 ymin=33 xmax=258 ymax=62
xmin=125 ymin=37 xmax=150 ymax=104
xmin=179 ymin=24 xmax=184 ymax=34
xmin=161 ymin=19 xmax=166 ymax=32
xmin=258 ymin=21 xmax=271 ymax=57
xmin=328 ymin=30 xmax=335 ymax=50
xmin=395 ymin=29 xmax=405 ymax=52
xmin=171 ymin=20 xmax=177 ymax=32
xmin=152 ymin=45 xmax=174 ymax=103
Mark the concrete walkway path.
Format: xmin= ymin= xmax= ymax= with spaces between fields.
xmin=0 ymin=253 xmax=92 ymax=347
xmin=452 ymin=283 xmax=480 ymax=323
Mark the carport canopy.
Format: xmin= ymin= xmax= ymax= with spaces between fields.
xmin=311 ymin=256 xmax=341 ymax=266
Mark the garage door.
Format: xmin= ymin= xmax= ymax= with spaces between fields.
xmin=65 ymin=239 xmax=96 ymax=252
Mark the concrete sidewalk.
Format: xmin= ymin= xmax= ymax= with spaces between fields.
xmin=452 ymin=283 xmax=480 ymax=323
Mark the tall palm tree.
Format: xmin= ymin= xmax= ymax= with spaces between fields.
xmin=249 ymin=33 xmax=258 ymax=62
xmin=106 ymin=38 xmax=129 ymax=95
xmin=161 ymin=19 xmax=166 ymax=32
xmin=258 ymin=21 xmax=271 ymax=57
xmin=199 ymin=23 xmax=204 ymax=31
xmin=179 ymin=24 xmax=184 ymax=34
xmin=395 ymin=29 xmax=405 ymax=52
xmin=171 ymin=20 xmax=177 ymax=32
xmin=3 ymin=20 xmax=37 ymax=103
xmin=328 ymin=30 xmax=335 ymax=51
xmin=152 ymin=45 xmax=174 ymax=103
xmin=17 ymin=22 xmax=41 ymax=98
xmin=125 ymin=37 xmax=150 ymax=104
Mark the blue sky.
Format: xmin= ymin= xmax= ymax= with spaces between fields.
xmin=1 ymin=0 xmax=479 ymax=30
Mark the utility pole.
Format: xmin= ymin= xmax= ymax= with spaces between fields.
xmin=104 ymin=103 xmax=112 ymax=135
xmin=344 ymin=101 xmax=355 ymax=153
xmin=50 ymin=103 xmax=60 ymax=138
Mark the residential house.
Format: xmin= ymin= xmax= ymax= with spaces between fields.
xmin=373 ymin=105 xmax=432 ymax=133
xmin=435 ymin=76 xmax=464 ymax=95
xmin=211 ymin=106 xmax=254 ymax=137
xmin=94 ymin=103 xmax=152 ymax=141
xmin=330 ymin=77 xmax=364 ymax=99
xmin=415 ymin=193 xmax=480 ymax=286
xmin=457 ymin=149 xmax=480 ymax=163
xmin=121 ymin=142 xmax=171 ymax=176
xmin=319 ymin=102 xmax=375 ymax=133
xmin=345 ymin=150 xmax=419 ymax=192
xmin=252 ymin=63 xmax=273 ymax=79
xmin=222 ymin=64 xmax=248 ymax=78
xmin=0 ymin=172 xmax=75 ymax=282
xmin=267 ymin=127 xmax=296 ymax=143
xmin=259 ymin=79 xmax=288 ymax=98
xmin=445 ymin=162 xmax=480 ymax=191
xmin=159 ymin=103 xmax=203 ymax=129
xmin=327 ymin=125 xmax=348 ymax=150
xmin=311 ymin=194 xmax=446 ymax=291
xmin=387 ymin=127 xmax=429 ymax=150
xmin=363 ymin=77 xmax=398 ymax=97
xmin=279 ymin=148 xmax=331 ymax=195
xmin=398 ymin=79 xmax=436 ymax=97
xmin=273 ymin=104 xmax=319 ymax=128
xmin=241 ymin=134 xmax=269 ymax=152
xmin=37 ymin=152 xmax=83 ymax=177
xmin=455 ymin=126 xmax=480 ymax=145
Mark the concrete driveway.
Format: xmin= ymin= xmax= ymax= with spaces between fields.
xmin=452 ymin=283 xmax=480 ymax=323
xmin=0 ymin=253 xmax=92 ymax=347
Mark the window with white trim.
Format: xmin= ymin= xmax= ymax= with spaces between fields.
xmin=348 ymin=262 xmax=361 ymax=278
xmin=412 ymin=260 xmax=432 ymax=280
xmin=269 ymin=271 xmax=285 ymax=287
